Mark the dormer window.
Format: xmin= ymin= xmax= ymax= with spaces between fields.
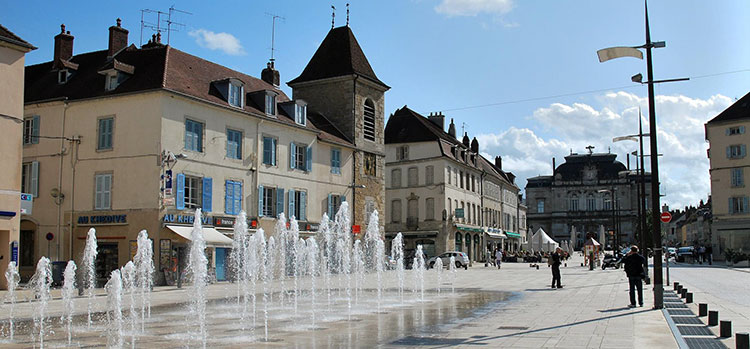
xmin=228 ymin=83 xmax=243 ymax=108
xmin=58 ymin=69 xmax=71 ymax=84
xmin=105 ymin=72 xmax=119 ymax=91
xmin=265 ymin=94 xmax=276 ymax=116
xmin=295 ymin=103 xmax=307 ymax=126
xmin=98 ymin=60 xmax=134 ymax=91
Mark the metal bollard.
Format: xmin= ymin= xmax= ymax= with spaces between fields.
xmin=681 ymin=288 xmax=688 ymax=298
xmin=677 ymin=284 xmax=683 ymax=292
xmin=736 ymin=332 xmax=749 ymax=349
xmin=673 ymin=282 xmax=679 ymax=290
xmin=699 ymin=303 xmax=708 ymax=317
xmin=720 ymin=321 xmax=732 ymax=338
xmin=708 ymin=311 xmax=719 ymax=326
xmin=686 ymin=293 xmax=693 ymax=303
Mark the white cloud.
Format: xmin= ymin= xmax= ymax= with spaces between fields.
xmin=476 ymin=92 xmax=733 ymax=209
xmin=435 ymin=0 xmax=514 ymax=17
xmin=188 ymin=29 xmax=245 ymax=56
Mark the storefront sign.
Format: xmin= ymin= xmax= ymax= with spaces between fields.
xmin=77 ymin=214 xmax=128 ymax=225
xmin=454 ymin=208 xmax=464 ymax=218
xmin=165 ymin=170 xmax=173 ymax=193
xmin=20 ymin=193 xmax=33 ymax=214
xmin=213 ymin=216 xmax=239 ymax=228
xmin=162 ymin=214 xmax=210 ymax=225
xmin=10 ymin=241 xmax=18 ymax=263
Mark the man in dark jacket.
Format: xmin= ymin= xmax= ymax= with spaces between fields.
xmin=623 ymin=245 xmax=646 ymax=307
xmin=551 ymin=247 xmax=563 ymax=288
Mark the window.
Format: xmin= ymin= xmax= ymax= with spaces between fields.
xmin=328 ymin=194 xmax=344 ymax=217
xmin=363 ymin=99 xmax=376 ymax=141
xmin=262 ymin=136 xmax=277 ymax=166
xmin=391 ymin=169 xmax=402 ymax=188
xmin=176 ymin=174 xmax=212 ymax=211
xmin=23 ymin=115 xmax=39 ymax=145
xmin=586 ymin=198 xmax=596 ymax=211
xmin=258 ymin=186 xmax=283 ymax=218
xmin=226 ymin=129 xmax=242 ymax=159
xmin=94 ymin=173 xmax=112 ymax=210
xmin=397 ymin=145 xmax=408 ymax=160
xmin=727 ymin=144 xmax=746 ymax=159
xmin=426 ymin=198 xmax=435 ymax=220
xmin=408 ymin=167 xmax=418 ymax=186
xmin=459 ymin=171 xmax=464 ymax=189
xmin=105 ymin=73 xmax=118 ymax=91
xmin=295 ymin=103 xmax=307 ymax=125
xmin=604 ymin=197 xmax=612 ymax=211
xmin=330 ymin=148 xmax=341 ymax=174
xmin=454 ymin=168 xmax=458 ymax=186
xmin=391 ymin=199 xmax=402 ymax=223
xmin=58 ymin=69 xmax=70 ymax=84
xmin=364 ymin=153 xmax=377 ymax=176
xmin=447 ymin=199 xmax=452 ymax=218
xmin=288 ymin=189 xmax=307 ymax=221
xmin=228 ymin=83 xmax=243 ymax=108
xmin=471 ymin=175 xmax=475 ymax=192
xmin=407 ymin=198 xmax=418 ymax=223
xmin=447 ymin=166 xmax=452 ymax=185
xmin=732 ymin=168 xmax=744 ymax=187
xmin=184 ymin=175 xmax=203 ymax=209
xmin=729 ymin=197 xmax=749 ymax=214
xmin=425 ymin=166 xmax=434 ymax=185
xmin=265 ymin=94 xmax=276 ymax=115
xmin=185 ymin=119 xmax=203 ymax=152
xmin=21 ymin=161 xmax=39 ymax=197
xmin=98 ymin=117 xmax=114 ymax=150
xmin=727 ymin=126 xmax=745 ymax=136
xmin=225 ymin=180 xmax=243 ymax=215
xmin=290 ymin=142 xmax=311 ymax=171
xmin=537 ymin=199 xmax=545 ymax=213
xmin=568 ymin=197 xmax=579 ymax=211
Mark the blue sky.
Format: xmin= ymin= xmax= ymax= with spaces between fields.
xmin=4 ymin=0 xmax=749 ymax=209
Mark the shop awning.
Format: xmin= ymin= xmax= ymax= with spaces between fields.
xmin=455 ymin=224 xmax=483 ymax=233
xmin=505 ymin=231 xmax=522 ymax=239
xmin=166 ymin=225 xmax=234 ymax=247
xmin=385 ymin=231 xmax=439 ymax=238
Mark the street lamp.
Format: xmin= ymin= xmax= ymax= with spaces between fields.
xmin=598 ymin=188 xmax=618 ymax=253
xmin=597 ymin=1 xmax=688 ymax=309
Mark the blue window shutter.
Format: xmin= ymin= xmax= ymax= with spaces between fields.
xmin=263 ymin=138 xmax=270 ymax=164
xmin=202 ymin=177 xmax=212 ymax=212
xmin=225 ymin=180 xmax=232 ymax=214
xmin=729 ymin=198 xmax=734 ymax=214
xmin=290 ymin=142 xmax=296 ymax=169
xmin=328 ymin=194 xmax=333 ymax=216
xmin=306 ymin=146 xmax=312 ymax=172
xmin=741 ymin=126 xmax=746 ymax=134
xmin=742 ymin=145 xmax=747 ymax=158
xmin=176 ymin=174 xmax=185 ymax=210
xmin=235 ymin=182 xmax=243 ymax=214
xmin=32 ymin=115 xmax=40 ymax=144
xmin=30 ymin=161 xmax=39 ymax=197
xmin=727 ymin=146 xmax=732 ymax=158
xmin=744 ymin=197 xmax=749 ymax=213
xmin=300 ymin=191 xmax=307 ymax=221
xmin=276 ymin=188 xmax=284 ymax=217
xmin=726 ymin=128 xmax=731 ymax=136
xmin=288 ymin=189 xmax=296 ymax=219
xmin=271 ymin=138 xmax=277 ymax=166
xmin=258 ymin=185 xmax=264 ymax=217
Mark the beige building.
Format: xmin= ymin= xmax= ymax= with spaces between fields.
xmin=384 ymin=107 xmax=523 ymax=263
xmin=0 ymin=24 xmax=35 ymax=289
xmin=22 ymin=21 xmax=385 ymax=284
xmin=705 ymin=92 xmax=750 ymax=258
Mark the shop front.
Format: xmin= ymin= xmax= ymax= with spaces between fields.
xmin=484 ymin=228 xmax=507 ymax=261
xmin=505 ymin=231 xmax=522 ymax=252
xmin=385 ymin=231 xmax=438 ymax=258
xmin=455 ymin=224 xmax=483 ymax=263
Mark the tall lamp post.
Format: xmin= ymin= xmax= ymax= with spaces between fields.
xmin=597 ymin=1 xmax=688 ymax=309
xmin=598 ymin=188 xmax=617 ymax=252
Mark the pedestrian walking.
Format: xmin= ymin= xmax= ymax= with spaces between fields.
xmin=623 ymin=245 xmax=646 ymax=307
xmin=495 ymin=249 xmax=503 ymax=269
xmin=706 ymin=245 xmax=713 ymax=265
xmin=550 ymin=247 xmax=562 ymax=288
xmin=698 ymin=245 xmax=706 ymax=264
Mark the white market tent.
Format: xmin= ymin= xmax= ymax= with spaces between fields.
xmin=530 ymin=228 xmax=560 ymax=252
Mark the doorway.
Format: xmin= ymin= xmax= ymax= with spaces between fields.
xmin=96 ymin=242 xmax=119 ymax=287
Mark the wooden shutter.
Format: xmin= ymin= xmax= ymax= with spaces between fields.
xmin=271 ymin=138 xmax=277 ymax=166
xmin=235 ymin=182 xmax=242 ymax=215
xmin=328 ymin=194 xmax=333 ymax=216
xmin=176 ymin=174 xmax=185 ymax=210
xmin=202 ymin=177 xmax=212 ymax=212
xmin=276 ymin=188 xmax=284 ymax=217
xmin=30 ymin=161 xmax=39 ymax=197
xmin=306 ymin=146 xmax=312 ymax=172
xmin=225 ymin=180 xmax=233 ymax=214
xmin=299 ymin=191 xmax=307 ymax=221
xmin=258 ymin=185 xmax=264 ymax=217
xmin=290 ymin=142 xmax=296 ymax=169
xmin=288 ymin=189 xmax=296 ymax=219
xmin=32 ymin=115 xmax=40 ymax=144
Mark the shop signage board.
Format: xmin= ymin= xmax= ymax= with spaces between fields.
xmin=77 ymin=214 xmax=128 ymax=225
xmin=455 ymin=208 xmax=464 ymax=218
xmin=20 ymin=193 xmax=32 ymax=214
xmin=162 ymin=214 xmax=211 ymax=225
xmin=10 ymin=241 xmax=18 ymax=263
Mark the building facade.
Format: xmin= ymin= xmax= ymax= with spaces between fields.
xmin=526 ymin=151 xmax=651 ymax=249
xmin=383 ymin=107 xmax=524 ymax=262
xmin=21 ymin=21 xmax=384 ymax=283
xmin=705 ymin=92 xmax=750 ymax=258
xmin=0 ymin=24 xmax=35 ymax=289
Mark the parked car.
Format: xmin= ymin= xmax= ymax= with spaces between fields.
xmin=403 ymin=249 xmax=429 ymax=269
xmin=427 ymin=251 xmax=469 ymax=270
xmin=667 ymin=247 xmax=677 ymax=258
xmin=676 ymin=246 xmax=694 ymax=262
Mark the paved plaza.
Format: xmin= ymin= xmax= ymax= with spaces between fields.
xmin=2 ymin=254 xmax=748 ymax=348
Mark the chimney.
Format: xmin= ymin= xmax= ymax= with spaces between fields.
xmin=626 ymin=153 xmax=630 ymax=170
xmin=471 ymin=137 xmax=479 ymax=153
xmin=448 ymin=118 xmax=456 ymax=138
xmin=552 ymin=158 xmax=556 ymax=174
xmin=495 ymin=156 xmax=502 ymax=170
xmin=428 ymin=112 xmax=445 ymax=130
xmin=462 ymin=132 xmax=470 ymax=147
xmin=53 ymin=24 xmax=74 ymax=70
xmin=108 ymin=18 xmax=129 ymax=58
xmin=261 ymin=61 xmax=280 ymax=86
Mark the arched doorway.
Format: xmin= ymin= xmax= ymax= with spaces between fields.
xmin=473 ymin=234 xmax=480 ymax=262
xmin=465 ymin=233 xmax=472 ymax=261
xmin=455 ymin=232 xmax=462 ymax=252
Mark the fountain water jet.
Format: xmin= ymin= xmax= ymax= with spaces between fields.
xmin=352 ymin=240 xmax=364 ymax=306
xmin=105 ymin=269 xmax=124 ymax=348
xmin=263 ymin=234 xmax=274 ymax=341
xmin=82 ymin=228 xmax=98 ymax=328
xmin=434 ymin=257 xmax=443 ymax=295
xmin=449 ymin=256 xmax=456 ymax=294
xmin=31 ymin=257 xmax=52 ymax=348
xmin=121 ymin=261 xmax=136 ymax=347
xmin=414 ymin=245 xmax=426 ymax=301
xmin=391 ymin=233 xmax=405 ymax=303
xmin=134 ymin=230 xmax=154 ymax=331
xmin=4 ymin=261 xmax=20 ymax=340
xmin=187 ymin=208 xmax=208 ymax=348
xmin=62 ymin=261 xmax=77 ymax=345
xmin=306 ymin=238 xmax=319 ymax=327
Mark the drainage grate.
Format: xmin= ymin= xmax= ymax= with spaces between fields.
xmin=497 ymin=326 xmax=530 ymax=330
xmin=667 ymin=309 xmax=694 ymax=316
xmin=390 ymin=337 xmax=466 ymax=346
xmin=665 ymin=303 xmax=689 ymax=309
xmin=684 ymin=337 xmax=727 ymax=349
xmin=677 ymin=325 xmax=714 ymax=336
xmin=672 ymin=317 xmax=703 ymax=325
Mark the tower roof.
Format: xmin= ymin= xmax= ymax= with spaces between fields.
xmin=288 ymin=26 xmax=387 ymax=88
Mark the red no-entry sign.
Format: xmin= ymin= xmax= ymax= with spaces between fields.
xmin=660 ymin=212 xmax=672 ymax=223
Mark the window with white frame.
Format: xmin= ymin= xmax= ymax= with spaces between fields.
xmin=727 ymin=126 xmax=745 ymax=136
xmin=98 ymin=117 xmax=114 ymax=150
xmin=23 ymin=116 xmax=39 ymax=145
xmin=95 ymin=173 xmax=112 ymax=210
xmin=293 ymin=143 xmax=307 ymax=170
xmin=288 ymin=189 xmax=307 ymax=221
xmin=262 ymin=136 xmax=276 ymax=166
xmin=727 ymin=144 xmax=746 ymax=159
xmin=729 ymin=196 xmax=749 ymax=214
xmin=21 ymin=161 xmax=39 ymax=197
xmin=184 ymin=175 xmax=203 ymax=209
xmin=265 ymin=94 xmax=276 ymax=115
xmin=185 ymin=119 xmax=203 ymax=152
xmin=447 ymin=166 xmax=452 ymax=185
xmin=425 ymin=165 xmax=434 ymax=185
xmin=295 ymin=103 xmax=307 ymax=125
xmin=226 ymin=128 xmax=242 ymax=159
xmin=261 ymin=186 xmax=278 ymax=217
xmin=732 ymin=168 xmax=744 ymax=187
xmin=228 ymin=83 xmax=243 ymax=108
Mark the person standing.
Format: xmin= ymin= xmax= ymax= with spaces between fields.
xmin=623 ymin=245 xmax=646 ymax=307
xmin=495 ymin=249 xmax=503 ymax=269
xmin=551 ymin=247 xmax=562 ymax=288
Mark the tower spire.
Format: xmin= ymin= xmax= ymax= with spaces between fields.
xmin=331 ymin=5 xmax=336 ymax=29
xmin=346 ymin=3 xmax=350 ymax=26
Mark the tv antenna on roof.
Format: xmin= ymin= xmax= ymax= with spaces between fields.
xmin=265 ymin=13 xmax=285 ymax=63
xmin=461 ymin=122 xmax=469 ymax=135
xmin=331 ymin=5 xmax=336 ymax=29
xmin=166 ymin=6 xmax=192 ymax=45
xmin=346 ymin=3 xmax=350 ymax=26
xmin=140 ymin=6 xmax=191 ymax=46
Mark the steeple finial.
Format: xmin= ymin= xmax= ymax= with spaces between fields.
xmin=346 ymin=3 xmax=350 ymax=26
xmin=331 ymin=5 xmax=336 ymax=29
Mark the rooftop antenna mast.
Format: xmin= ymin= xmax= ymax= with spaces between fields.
xmin=166 ymin=5 xmax=192 ymax=45
xmin=346 ymin=3 xmax=350 ymax=26
xmin=331 ymin=5 xmax=336 ymax=29
xmin=461 ymin=122 xmax=469 ymax=135
xmin=265 ymin=13 xmax=285 ymax=64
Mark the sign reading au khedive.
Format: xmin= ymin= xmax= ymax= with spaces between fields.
xmin=660 ymin=212 xmax=672 ymax=223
